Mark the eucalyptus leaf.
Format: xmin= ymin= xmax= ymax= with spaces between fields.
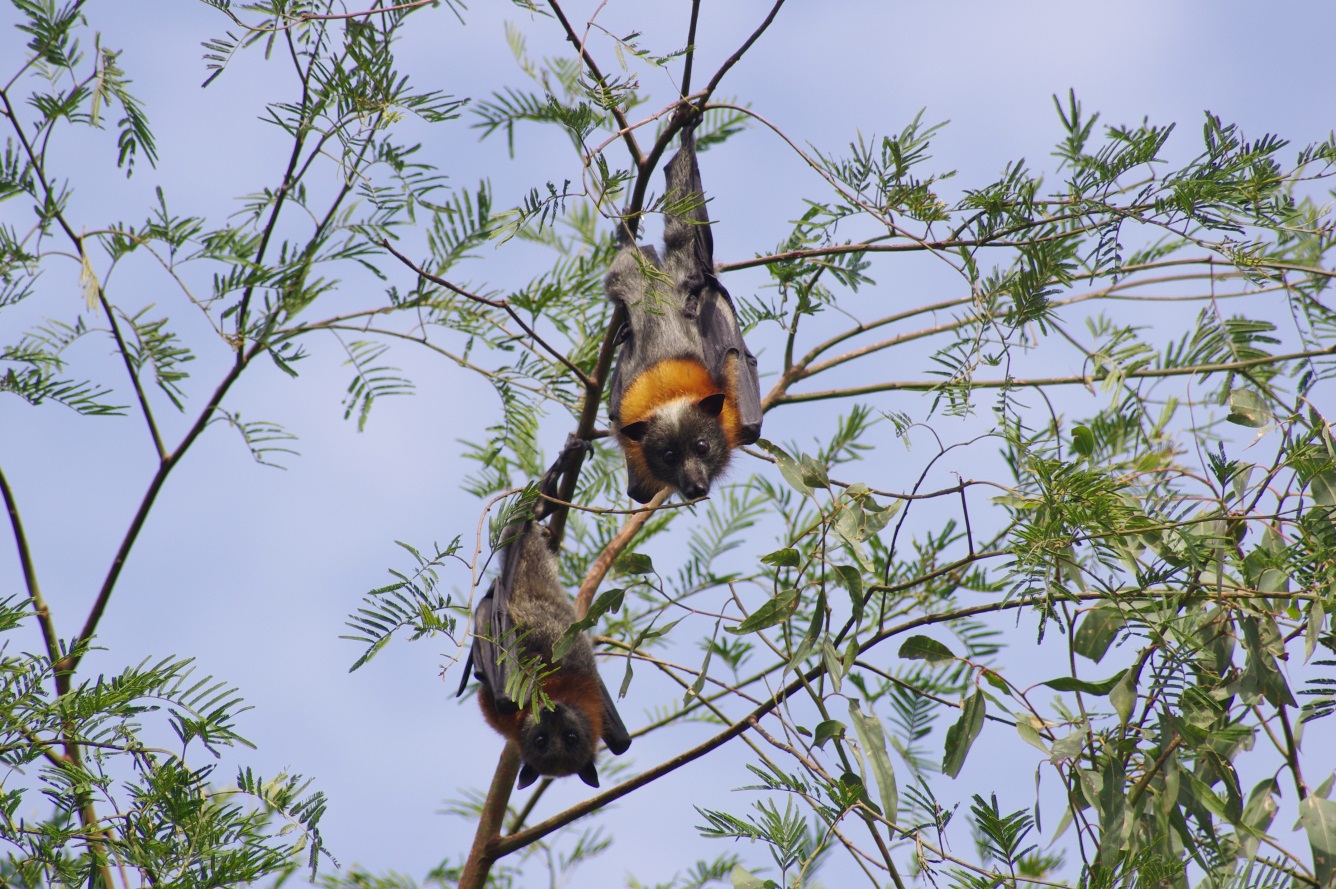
xmin=1226 ymin=387 xmax=1271 ymax=427
xmin=1041 ymin=670 xmax=1127 ymax=696
xmin=814 ymin=719 xmax=846 ymax=749
xmin=757 ymin=439 xmax=812 ymax=496
xmin=614 ymin=552 xmax=654 ymax=575
xmin=727 ymin=589 xmax=800 ymax=635
xmin=1300 ymin=796 xmax=1336 ymax=889
xmin=899 ymin=635 xmax=956 ymax=664
xmin=942 ymin=691 xmax=985 ymax=778
xmin=849 ymin=700 xmax=898 ymax=818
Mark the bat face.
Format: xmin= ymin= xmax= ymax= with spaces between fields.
xmin=516 ymin=704 xmax=601 ymax=788
xmin=619 ymin=394 xmax=731 ymax=500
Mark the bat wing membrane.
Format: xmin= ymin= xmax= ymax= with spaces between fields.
xmin=598 ymin=676 xmax=632 ymax=755
xmin=667 ymin=126 xmax=763 ymax=444
xmin=468 ymin=526 xmax=527 ymax=714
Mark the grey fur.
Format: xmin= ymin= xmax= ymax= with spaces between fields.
xmin=462 ymin=439 xmax=631 ymax=787
xmin=605 ymin=124 xmax=763 ymax=502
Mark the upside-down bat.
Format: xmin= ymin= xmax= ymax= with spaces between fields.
xmin=605 ymin=121 xmax=763 ymax=503
xmin=458 ymin=438 xmax=631 ymax=788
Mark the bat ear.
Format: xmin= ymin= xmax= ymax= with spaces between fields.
xmin=577 ymin=761 xmax=600 ymax=788
xmin=620 ymin=420 xmax=649 ymax=442
xmin=517 ymin=762 xmax=540 ymax=789
xmin=697 ymin=393 xmax=725 ymax=417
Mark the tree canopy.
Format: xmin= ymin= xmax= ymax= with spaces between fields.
xmin=2 ymin=2 xmax=1335 ymax=888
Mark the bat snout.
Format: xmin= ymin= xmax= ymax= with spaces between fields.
xmin=681 ymin=478 xmax=709 ymax=499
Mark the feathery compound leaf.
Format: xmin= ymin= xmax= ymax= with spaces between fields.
xmin=343 ymin=539 xmax=461 ymax=671
xmin=339 ymin=338 xmax=415 ymax=431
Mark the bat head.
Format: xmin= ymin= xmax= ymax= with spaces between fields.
xmin=620 ymin=394 xmax=730 ymax=501
xmin=516 ymin=703 xmax=601 ymax=788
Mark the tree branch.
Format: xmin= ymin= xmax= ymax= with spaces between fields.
xmin=0 ymin=465 xmax=61 ymax=668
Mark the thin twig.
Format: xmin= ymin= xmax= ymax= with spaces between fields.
xmin=377 ymin=238 xmax=592 ymax=387
xmin=772 ymin=343 xmax=1336 ymax=406
xmin=546 ymin=0 xmax=641 ymax=168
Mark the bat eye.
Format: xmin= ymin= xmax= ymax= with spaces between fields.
xmin=662 ymin=448 xmax=678 ymax=465
xmin=533 ymin=731 xmax=549 ymax=751
xmin=694 ymin=439 xmax=710 ymax=456
xmin=563 ymin=730 xmax=579 ymax=747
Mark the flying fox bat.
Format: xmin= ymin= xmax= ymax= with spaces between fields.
xmin=459 ymin=437 xmax=631 ymax=788
xmin=605 ymin=122 xmax=763 ymax=503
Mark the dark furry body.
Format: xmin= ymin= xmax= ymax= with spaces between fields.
xmin=461 ymin=442 xmax=631 ymax=788
xmin=606 ymin=125 xmax=763 ymax=503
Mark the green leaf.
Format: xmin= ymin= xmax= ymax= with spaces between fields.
xmin=1096 ymin=757 xmax=1129 ymax=865
xmin=1016 ymin=719 xmax=1049 ymax=753
xmin=799 ymin=453 xmax=830 ymax=489
xmin=761 ymin=547 xmax=801 ymax=567
xmin=942 ymin=690 xmax=985 ymax=778
xmin=684 ymin=643 xmax=713 ymax=706
xmin=757 ymin=439 xmax=812 ymax=496
xmin=614 ymin=552 xmax=654 ymax=575
xmin=1226 ymin=388 xmax=1271 ymax=427
xmin=1049 ymin=725 xmax=1087 ymax=763
xmin=898 ymin=635 xmax=956 ymax=664
xmin=1311 ymin=470 xmax=1336 ymax=507
xmin=1300 ymin=792 xmax=1336 ymax=889
xmin=1110 ymin=668 xmax=1137 ymax=724
xmin=813 ymin=719 xmax=846 ymax=749
xmin=982 ymin=669 xmax=1012 ymax=696
xmin=1040 ymin=670 xmax=1126 ymax=695
xmin=1071 ymin=424 xmax=1095 ymax=457
xmin=1073 ymin=607 xmax=1125 ymax=663
xmin=821 ymin=639 xmax=844 ymax=693
xmin=727 ymin=589 xmax=800 ymax=635
xmin=831 ymin=564 xmax=865 ymax=622
xmin=730 ymin=865 xmax=774 ymax=889
xmin=553 ymin=587 xmax=626 ymax=661
xmin=849 ymin=700 xmax=898 ymax=819
xmin=1307 ymin=602 xmax=1326 ymax=662
xmin=834 ymin=771 xmax=877 ymax=812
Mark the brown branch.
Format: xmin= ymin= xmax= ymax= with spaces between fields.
xmin=488 ymin=573 xmax=1328 ymax=858
xmin=0 ymin=466 xmax=60 ymax=668
xmin=1127 ymin=734 xmax=1183 ymax=807
xmin=100 ymin=294 xmax=167 ymax=460
xmin=457 ymin=744 xmax=522 ymax=889
xmin=698 ymin=0 xmax=787 ymax=103
xmin=460 ymin=4 xmax=795 ymax=881
xmin=575 ymin=488 xmax=670 ymax=617
xmin=680 ymin=0 xmax=702 ymax=98
xmin=1278 ymin=704 xmax=1310 ymax=800
xmin=233 ymin=26 xmax=314 ymax=360
xmin=298 ymin=0 xmax=436 ymax=22
xmin=62 ymin=340 xmax=265 ymax=686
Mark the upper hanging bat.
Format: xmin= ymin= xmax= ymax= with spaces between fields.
xmin=605 ymin=121 xmax=763 ymax=503
xmin=458 ymin=437 xmax=631 ymax=788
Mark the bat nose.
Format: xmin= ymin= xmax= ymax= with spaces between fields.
xmin=682 ymin=480 xmax=708 ymax=499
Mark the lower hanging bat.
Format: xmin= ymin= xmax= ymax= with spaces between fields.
xmin=459 ymin=439 xmax=631 ymax=788
xmin=605 ymin=120 xmax=763 ymax=503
